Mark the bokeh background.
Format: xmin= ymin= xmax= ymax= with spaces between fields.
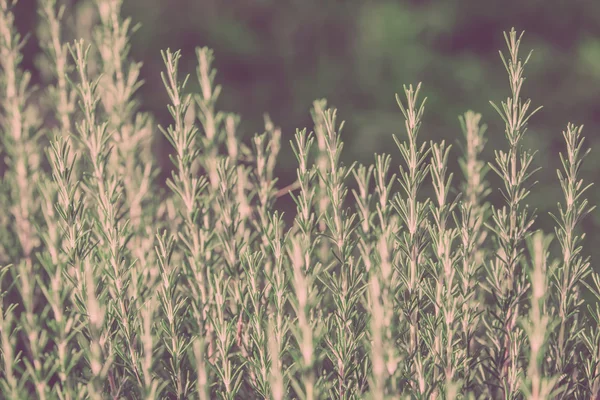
xmin=13 ymin=0 xmax=600 ymax=260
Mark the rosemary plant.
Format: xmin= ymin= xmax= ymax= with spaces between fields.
xmin=0 ymin=2 xmax=597 ymax=399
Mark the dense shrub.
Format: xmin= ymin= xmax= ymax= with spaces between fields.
xmin=0 ymin=1 xmax=597 ymax=399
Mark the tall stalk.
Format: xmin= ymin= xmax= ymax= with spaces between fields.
xmin=485 ymin=28 xmax=542 ymax=398
xmin=393 ymin=83 xmax=431 ymax=397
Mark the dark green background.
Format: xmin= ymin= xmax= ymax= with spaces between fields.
xmin=15 ymin=0 xmax=600 ymax=260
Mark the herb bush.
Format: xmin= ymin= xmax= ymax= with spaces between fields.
xmin=0 ymin=1 xmax=598 ymax=399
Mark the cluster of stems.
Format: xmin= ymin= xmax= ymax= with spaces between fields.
xmin=0 ymin=5 xmax=599 ymax=399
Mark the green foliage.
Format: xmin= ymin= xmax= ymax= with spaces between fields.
xmin=0 ymin=1 xmax=598 ymax=399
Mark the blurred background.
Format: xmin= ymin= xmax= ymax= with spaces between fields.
xmin=13 ymin=0 xmax=600 ymax=260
